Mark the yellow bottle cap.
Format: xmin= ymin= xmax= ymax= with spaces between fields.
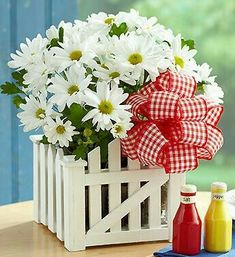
xmin=211 ymin=182 xmax=227 ymax=194
xmin=211 ymin=182 xmax=227 ymax=190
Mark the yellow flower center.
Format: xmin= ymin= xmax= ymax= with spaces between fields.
xmin=174 ymin=55 xmax=185 ymax=69
xmin=68 ymin=84 xmax=80 ymax=95
xmin=35 ymin=108 xmax=45 ymax=119
xmin=83 ymin=128 xmax=92 ymax=137
xmin=101 ymin=63 xmax=109 ymax=69
xmin=104 ymin=17 xmax=115 ymax=25
xmin=128 ymin=52 xmax=143 ymax=65
xmin=56 ymin=125 xmax=66 ymax=134
xmin=98 ymin=100 xmax=114 ymax=114
xmin=69 ymin=50 xmax=82 ymax=61
xmin=115 ymin=125 xmax=123 ymax=134
xmin=109 ymin=71 xmax=120 ymax=79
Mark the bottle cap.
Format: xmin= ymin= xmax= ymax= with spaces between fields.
xmin=211 ymin=182 xmax=227 ymax=191
xmin=181 ymin=184 xmax=197 ymax=193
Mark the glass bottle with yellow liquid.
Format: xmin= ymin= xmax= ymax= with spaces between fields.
xmin=204 ymin=182 xmax=232 ymax=252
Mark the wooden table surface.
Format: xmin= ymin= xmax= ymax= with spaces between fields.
xmin=0 ymin=192 xmax=211 ymax=257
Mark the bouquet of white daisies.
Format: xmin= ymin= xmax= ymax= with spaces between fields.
xmin=1 ymin=9 xmax=224 ymax=162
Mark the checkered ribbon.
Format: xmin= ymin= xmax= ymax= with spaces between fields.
xmin=121 ymin=71 xmax=224 ymax=173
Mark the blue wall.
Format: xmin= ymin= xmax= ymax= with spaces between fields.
xmin=0 ymin=0 xmax=79 ymax=205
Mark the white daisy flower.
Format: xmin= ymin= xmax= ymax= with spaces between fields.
xmin=44 ymin=116 xmax=79 ymax=147
xmin=46 ymin=21 xmax=78 ymax=45
xmin=195 ymin=63 xmax=216 ymax=84
xmin=115 ymin=9 xmax=142 ymax=31
xmin=48 ymin=64 xmax=92 ymax=111
xmin=92 ymin=61 xmax=138 ymax=85
xmin=8 ymin=34 xmax=48 ymax=71
xmin=74 ymin=20 xmax=88 ymax=35
xmin=91 ymin=35 xmax=115 ymax=64
xmin=82 ymin=82 xmax=132 ymax=131
xmin=87 ymin=12 xmax=116 ymax=35
xmin=141 ymin=23 xmax=174 ymax=44
xmin=111 ymin=121 xmax=133 ymax=138
xmin=52 ymin=33 xmax=97 ymax=72
xmin=46 ymin=25 xmax=59 ymax=42
xmin=171 ymin=34 xmax=197 ymax=76
xmin=46 ymin=21 xmax=79 ymax=42
xmin=23 ymin=50 xmax=55 ymax=95
xmin=112 ymin=33 xmax=170 ymax=81
xmin=203 ymin=83 xmax=224 ymax=104
xmin=136 ymin=16 xmax=158 ymax=35
xmin=17 ymin=94 xmax=55 ymax=132
xmin=23 ymin=63 xmax=49 ymax=94
xmin=60 ymin=21 xmax=84 ymax=41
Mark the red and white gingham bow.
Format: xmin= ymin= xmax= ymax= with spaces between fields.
xmin=121 ymin=71 xmax=224 ymax=173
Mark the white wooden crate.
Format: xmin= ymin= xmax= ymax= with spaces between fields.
xmin=30 ymin=135 xmax=185 ymax=251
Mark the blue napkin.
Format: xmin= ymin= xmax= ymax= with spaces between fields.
xmin=153 ymin=231 xmax=235 ymax=257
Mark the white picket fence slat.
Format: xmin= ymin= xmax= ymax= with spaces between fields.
xmin=108 ymin=139 xmax=122 ymax=232
xmin=30 ymin=135 xmax=41 ymax=223
xmin=88 ymin=147 xmax=102 ymax=229
xmin=55 ymin=148 xmax=64 ymax=241
xmin=149 ymin=187 xmax=161 ymax=228
xmin=47 ymin=144 xmax=57 ymax=233
xmin=30 ymin=135 xmax=185 ymax=252
xmin=128 ymin=159 xmax=141 ymax=231
xmin=63 ymin=156 xmax=87 ymax=251
xmin=39 ymin=143 xmax=48 ymax=226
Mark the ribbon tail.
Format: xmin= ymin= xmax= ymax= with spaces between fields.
xmin=204 ymin=104 xmax=224 ymax=126
xmin=197 ymin=124 xmax=223 ymax=160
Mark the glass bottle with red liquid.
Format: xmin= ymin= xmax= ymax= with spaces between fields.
xmin=173 ymin=184 xmax=202 ymax=255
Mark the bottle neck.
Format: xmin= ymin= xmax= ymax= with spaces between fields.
xmin=180 ymin=192 xmax=196 ymax=205
xmin=211 ymin=191 xmax=225 ymax=202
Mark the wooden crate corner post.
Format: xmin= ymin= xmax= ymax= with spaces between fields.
xmin=62 ymin=156 xmax=87 ymax=251
xmin=30 ymin=135 xmax=43 ymax=224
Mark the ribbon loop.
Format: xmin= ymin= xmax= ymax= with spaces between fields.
xmin=179 ymin=121 xmax=207 ymax=147
xmin=127 ymin=94 xmax=148 ymax=119
xmin=149 ymin=91 xmax=179 ymax=120
xmin=179 ymin=97 xmax=207 ymax=120
xmin=205 ymin=105 xmax=224 ymax=126
xmin=136 ymin=123 xmax=167 ymax=166
xmin=197 ymin=124 xmax=223 ymax=160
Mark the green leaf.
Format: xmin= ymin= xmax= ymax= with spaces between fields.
xmin=12 ymin=95 xmax=26 ymax=108
xmin=119 ymin=80 xmax=143 ymax=94
xmin=40 ymin=135 xmax=50 ymax=144
xmin=58 ymin=27 xmax=64 ymax=42
xmin=197 ymin=82 xmax=205 ymax=94
xmin=50 ymin=38 xmax=60 ymax=47
xmin=0 ymin=82 xmax=24 ymax=95
xmin=63 ymin=103 xmax=88 ymax=128
xmin=12 ymin=70 xmax=27 ymax=85
xmin=109 ymin=22 xmax=128 ymax=37
xmin=97 ymin=130 xmax=113 ymax=163
xmin=181 ymin=38 xmax=195 ymax=50
xmin=47 ymin=27 xmax=63 ymax=49
xmin=73 ymin=144 xmax=87 ymax=160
